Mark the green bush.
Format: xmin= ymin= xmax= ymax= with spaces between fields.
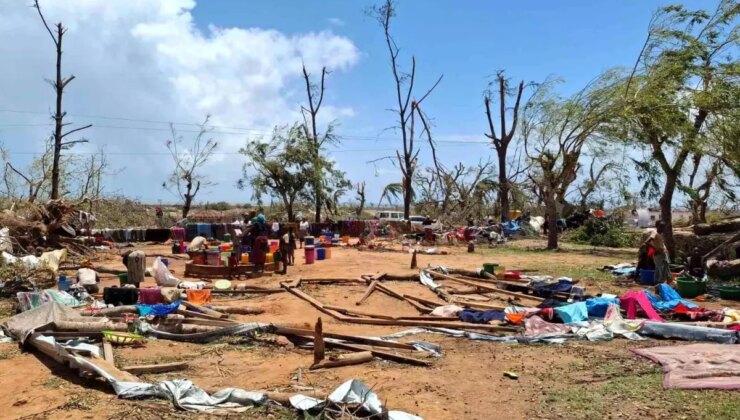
xmin=563 ymin=217 xmax=641 ymax=248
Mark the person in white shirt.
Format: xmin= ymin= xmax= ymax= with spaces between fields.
xmin=76 ymin=264 xmax=100 ymax=293
xmin=189 ymin=236 xmax=208 ymax=251
xmin=298 ymin=217 xmax=309 ymax=249
xmin=271 ymin=220 xmax=280 ymax=238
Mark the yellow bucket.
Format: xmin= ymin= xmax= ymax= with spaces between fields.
xmin=342 ymin=235 xmax=350 ymax=244
xmin=240 ymin=253 xmax=249 ymax=264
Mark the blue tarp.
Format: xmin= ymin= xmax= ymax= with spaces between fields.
xmin=534 ymin=279 xmax=573 ymax=297
xmin=554 ymin=301 xmax=588 ymax=323
xmin=585 ymin=297 xmax=620 ymax=317
xmin=645 ymin=284 xmax=698 ymax=312
xmin=136 ymin=301 xmax=181 ymax=317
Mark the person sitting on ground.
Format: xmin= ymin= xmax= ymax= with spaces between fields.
xmin=76 ymin=260 xmax=100 ymax=294
xmin=189 ymin=236 xmax=209 ymax=251
xmin=645 ymin=220 xmax=672 ymax=284
xmin=686 ymin=246 xmax=705 ymax=278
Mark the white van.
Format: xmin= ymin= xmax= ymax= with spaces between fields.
xmin=375 ymin=210 xmax=404 ymax=221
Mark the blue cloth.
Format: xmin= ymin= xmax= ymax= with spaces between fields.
xmin=535 ymin=279 xmax=573 ymax=297
xmin=585 ymin=297 xmax=620 ymax=317
xmin=612 ymin=267 xmax=636 ymax=276
xmin=196 ymin=223 xmax=213 ymax=239
xmin=554 ymin=301 xmax=588 ymax=323
xmin=136 ymin=300 xmax=180 ymax=317
xmin=459 ymin=309 xmax=506 ymax=324
xmin=645 ymin=284 xmax=698 ymax=312
xmin=500 ymin=220 xmax=522 ymax=236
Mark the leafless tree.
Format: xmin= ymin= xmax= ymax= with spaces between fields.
xmin=34 ymin=0 xmax=92 ymax=200
xmin=573 ymin=156 xmax=619 ymax=211
xmin=369 ymin=0 xmax=443 ymax=220
xmin=354 ymin=182 xmax=366 ymax=217
xmin=484 ymin=72 xmax=527 ymax=221
xmin=163 ymin=117 xmax=218 ymax=218
xmin=301 ymin=64 xmax=328 ymax=222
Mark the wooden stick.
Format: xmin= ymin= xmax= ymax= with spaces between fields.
xmin=210 ymin=288 xmax=285 ymax=294
xmin=310 ymin=351 xmax=373 ymax=370
xmin=324 ymin=304 xmax=396 ymax=320
xmin=314 ymin=318 xmax=324 ymax=365
xmin=273 ymin=326 xmax=415 ymax=351
xmin=176 ymin=308 xmax=237 ymax=323
xmin=374 ymin=282 xmax=406 ymax=300
xmin=404 ymin=298 xmax=433 ymax=313
xmin=429 ymin=271 xmax=544 ymax=302
xmin=281 ymin=283 xmax=346 ymax=319
xmin=181 ymin=301 xmax=225 ymax=318
xmin=209 ymin=306 xmax=264 ymax=315
xmin=355 ymin=280 xmax=378 ymax=305
xmin=102 ymin=341 xmax=114 ymax=362
xmin=325 ymin=342 xmax=431 ymax=366
xmin=120 ymin=361 xmax=188 ymax=374
xmin=403 ymin=294 xmax=446 ymax=308
xmin=299 ymin=278 xmax=366 ymax=284
xmin=451 ymin=298 xmax=507 ymax=311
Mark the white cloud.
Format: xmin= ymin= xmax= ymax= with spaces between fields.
xmin=0 ymin=0 xmax=359 ymax=202
xmin=328 ymin=17 xmax=345 ymax=27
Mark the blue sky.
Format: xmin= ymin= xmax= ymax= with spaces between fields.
xmin=0 ymin=0 xmax=713 ymax=206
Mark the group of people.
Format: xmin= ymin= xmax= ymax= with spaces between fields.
xmin=235 ymin=212 xmax=312 ymax=274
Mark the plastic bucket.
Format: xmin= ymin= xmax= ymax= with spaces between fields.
xmin=325 ymin=248 xmax=332 ymax=259
xmin=57 ymin=275 xmax=69 ymax=291
xmin=483 ymin=263 xmax=497 ymax=274
xmin=342 ymin=235 xmax=350 ymax=244
xmin=316 ymin=248 xmax=326 ymax=260
xmin=266 ymin=252 xmax=273 ymax=263
xmin=240 ymin=253 xmax=249 ymax=264
xmin=676 ymin=277 xmax=706 ymax=298
xmin=269 ymin=240 xmax=279 ymax=253
xmin=305 ymin=246 xmax=315 ymax=264
xmin=206 ymin=251 xmax=220 ymax=266
xmin=223 ymin=233 xmax=231 ymax=242
xmin=639 ymin=269 xmax=656 ymax=285
xmin=117 ymin=273 xmax=129 ymax=286
xmin=716 ymin=286 xmax=740 ymax=301
xmin=305 ymin=236 xmax=315 ymax=246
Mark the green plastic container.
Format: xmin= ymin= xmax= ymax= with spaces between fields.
xmin=117 ymin=273 xmax=129 ymax=286
xmin=223 ymin=233 xmax=231 ymax=242
xmin=676 ymin=277 xmax=706 ymax=298
xmin=483 ymin=263 xmax=497 ymax=275
xmin=716 ymin=286 xmax=740 ymax=301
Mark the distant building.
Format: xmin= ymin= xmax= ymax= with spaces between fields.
xmin=633 ymin=207 xmax=692 ymax=228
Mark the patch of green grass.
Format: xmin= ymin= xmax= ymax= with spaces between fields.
xmin=60 ymin=393 xmax=97 ymax=411
xmin=44 ymin=375 xmax=66 ymax=389
xmin=0 ymin=344 xmax=20 ymax=360
xmin=542 ymin=357 xmax=740 ymax=420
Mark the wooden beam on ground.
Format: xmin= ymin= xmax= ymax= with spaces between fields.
xmin=428 ymin=271 xmax=544 ymax=302
xmin=313 ymin=318 xmax=324 ymax=365
xmin=209 ymin=306 xmax=264 ymax=315
xmin=403 ymin=294 xmax=446 ymax=308
xmin=120 ymin=361 xmax=188 ymax=374
xmin=36 ymin=331 xmax=104 ymax=340
xmin=280 ymin=283 xmax=346 ymax=319
xmin=325 ymin=341 xmax=431 ymax=366
xmin=324 ymin=304 xmax=396 ymax=320
xmin=176 ymin=308 xmax=238 ymax=323
xmin=355 ymin=280 xmax=377 ymax=305
xmin=310 ymin=351 xmax=374 ymax=370
xmin=210 ymin=288 xmax=285 ymax=294
xmin=181 ymin=301 xmax=226 ymax=318
xmin=102 ymin=341 xmax=114 ymax=362
xmin=451 ymin=298 xmax=507 ymax=311
xmin=298 ymin=278 xmax=366 ymax=285
xmin=273 ymin=326 xmax=416 ymax=351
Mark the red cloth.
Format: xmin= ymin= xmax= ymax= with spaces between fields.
xmin=186 ymin=289 xmax=212 ymax=305
xmin=138 ymin=287 xmax=163 ymax=305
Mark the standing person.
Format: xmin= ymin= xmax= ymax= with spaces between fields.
xmin=284 ymin=227 xmax=296 ymax=266
xmin=298 ymin=217 xmax=309 ymax=249
xmin=271 ymin=219 xmax=280 ymax=239
xmin=249 ymin=210 xmax=269 ymax=273
xmin=76 ymin=260 xmax=100 ymax=294
xmin=278 ymin=230 xmax=290 ymax=274
xmin=645 ymin=220 xmax=672 ymax=284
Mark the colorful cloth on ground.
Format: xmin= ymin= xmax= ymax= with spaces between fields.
xmin=554 ymin=301 xmax=588 ymax=323
xmin=186 ymin=289 xmax=212 ymax=305
xmin=458 ymin=309 xmax=505 ymax=323
xmin=136 ymin=300 xmax=180 ymax=317
xmin=431 ymin=305 xmax=464 ymax=317
xmin=646 ymin=284 xmax=698 ymax=312
xmin=534 ymin=278 xmax=573 ymax=297
xmin=16 ymin=292 xmax=51 ymax=312
xmin=524 ymin=315 xmax=572 ymax=336
xmin=138 ymin=287 xmax=163 ymax=305
xmin=620 ymin=290 xmax=664 ymax=322
xmin=505 ymin=312 xmax=526 ymax=324
xmin=672 ymin=303 xmax=722 ymax=321
xmin=633 ymin=343 xmax=740 ymax=390
xmin=585 ymin=297 xmax=620 ymax=317
xmin=160 ymin=287 xmax=181 ymax=303
xmin=103 ymin=287 xmax=139 ymax=306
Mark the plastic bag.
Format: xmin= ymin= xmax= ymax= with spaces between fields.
xmin=39 ymin=249 xmax=67 ymax=273
xmin=152 ymin=257 xmax=180 ymax=287
xmin=0 ymin=227 xmax=12 ymax=253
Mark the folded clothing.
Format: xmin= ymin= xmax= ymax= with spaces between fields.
xmin=103 ymin=287 xmax=139 ymax=306
xmin=139 ymin=287 xmax=163 ymax=305
xmin=459 ymin=309 xmax=505 ymax=324
xmin=186 ymin=289 xmax=212 ymax=305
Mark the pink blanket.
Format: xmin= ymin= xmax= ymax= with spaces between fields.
xmin=633 ymin=343 xmax=740 ymax=389
xmin=620 ymin=290 xmax=664 ymax=322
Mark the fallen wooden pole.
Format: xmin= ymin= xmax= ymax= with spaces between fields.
xmin=428 ymin=271 xmax=544 ymax=302
xmin=314 ymin=318 xmax=324 ymax=365
xmin=326 ymin=341 xmax=431 ymax=366
xmin=176 ymin=308 xmax=237 ymax=323
xmin=120 ymin=361 xmax=188 ymax=374
xmin=209 ymin=306 xmax=264 ymax=315
xmin=273 ymin=326 xmax=415 ymax=351
xmin=403 ymin=294 xmax=446 ymax=308
xmin=210 ymin=288 xmax=285 ymax=294
xmin=451 ymin=298 xmax=507 ymax=311
xmin=355 ymin=281 xmax=378 ymax=305
xmin=102 ymin=341 xmax=114 ymax=362
xmin=310 ymin=351 xmax=374 ymax=370
xmin=181 ymin=301 xmax=226 ymax=318
xmin=324 ymin=304 xmax=396 ymax=320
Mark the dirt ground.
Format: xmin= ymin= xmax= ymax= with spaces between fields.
xmin=1 ymin=239 xmax=738 ymax=420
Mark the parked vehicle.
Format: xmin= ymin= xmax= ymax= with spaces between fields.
xmin=374 ymin=211 xmax=404 ymax=222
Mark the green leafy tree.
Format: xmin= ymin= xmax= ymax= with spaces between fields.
xmin=613 ymin=0 xmax=739 ymax=257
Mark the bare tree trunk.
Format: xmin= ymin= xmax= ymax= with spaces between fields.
xmin=403 ymin=173 xmax=412 ymax=220
xmin=545 ymin=189 xmax=558 ymax=250
xmin=659 ymin=173 xmax=677 ymax=260
xmin=51 ymin=23 xmax=64 ymax=200
xmin=498 ymin=150 xmax=509 ymax=221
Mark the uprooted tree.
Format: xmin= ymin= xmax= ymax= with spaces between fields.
xmin=369 ymin=0 xmax=443 ymax=220
xmin=163 ymin=117 xmax=217 ymax=219
xmin=34 ymin=0 xmax=92 ymax=200
xmin=612 ymin=0 xmax=739 ymax=258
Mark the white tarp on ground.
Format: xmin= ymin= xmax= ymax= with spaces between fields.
xmin=2 ymin=301 xmax=91 ymax=343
